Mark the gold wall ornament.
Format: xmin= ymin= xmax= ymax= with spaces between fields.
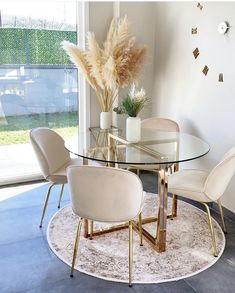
xmin=202 ymin=65 xmax=209 ymax=76
xmin=192 ymin=4 xmax=228 ymax=83
xmin=193 ymin=48 xmax=200 ymax=59
xmin=197 ymin=2 xmax=203 ymax=10
xmin=219 ymin=73 xmax=224 ymax=82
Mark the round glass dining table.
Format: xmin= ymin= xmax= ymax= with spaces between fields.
xmin=65 ymin=127 xmax=210 ymax=252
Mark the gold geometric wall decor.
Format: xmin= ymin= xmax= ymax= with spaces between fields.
xmin=197 ymin=2 xmax=203 ymax=10
xmin=218 ymin=73 xmax=224 ymax=82
xmin=193 ymin=48 xmax=200 ymax=59
xmin=202 ymin=65 xmax=209 ymax=76
xmin=192 ymin=4 xmax=227 ymax=82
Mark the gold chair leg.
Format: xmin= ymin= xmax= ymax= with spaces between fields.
xmin=89 ymin=220 xmax=94 ymax=240
xmin=128 ymin=221 xmax=133 ymax=287
xmin=203 ymin=203 xmax=218 ymax=257
xmin=217 ymin=199 xmax=227 ymax=234
xmin=127 ymin=167 xmax=140 ymax=177
xmin=58 ymin=184 xmax=65 ymax=209
xmin=171 ymin=194 xmax=178 ymax=219
xmin=137 ymin=168 xmax=140 ymax=177
xmin=70 ymin=218 xmax=83 ymax=277
xmin=139 ymin=213 xmax=143 ymax=246
xmin=39 ymin=183 xmax=55 ymax=228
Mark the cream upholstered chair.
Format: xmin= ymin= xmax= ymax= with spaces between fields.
xmin=141 ymin=117 xmax=180 ymax=132
xmin=67 ymin=165 xmax=145 ymax=287
xmin=30 ymin=127 xmax=82 ymax=228
xmin=168 ymin=147 xmax=235 ymax=257
xmin=128 ymin=117 xmax=180 ymax=217
xmin=130 ymin=117 xmax=179 ymax=173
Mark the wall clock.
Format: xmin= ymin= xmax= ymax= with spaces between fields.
xmin=192 ymin=3 xmax=230 ymax=82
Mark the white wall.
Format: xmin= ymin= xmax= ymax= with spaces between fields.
xmin=118 ymin=1 xmax=155 ymax=129
xmin=89 ymin=2 xmax=114 ymax=127
xmin=152 ymin=2 xmax=235 ymax=212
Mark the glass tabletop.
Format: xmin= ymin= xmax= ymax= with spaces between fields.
xmin=65 ymin=127 xmax=210 ymax=165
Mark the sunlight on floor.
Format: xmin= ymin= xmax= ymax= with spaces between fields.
xmin=0 ymin=182 xmax=47 ymax=202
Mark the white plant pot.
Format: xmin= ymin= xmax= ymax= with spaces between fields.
xmin=126 ymin=117 xmax=141 ymax=143
xmin=100 ymin=111 xmax=111 ymax=129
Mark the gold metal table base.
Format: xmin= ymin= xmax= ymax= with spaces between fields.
xmin=82 ymin=134 xmax=177 ymax=253
xmin=84 ymin=213 xmax=175 ymax=252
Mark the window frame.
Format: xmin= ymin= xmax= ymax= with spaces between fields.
xmin=77 ymin=1 xmax=90 ymax=139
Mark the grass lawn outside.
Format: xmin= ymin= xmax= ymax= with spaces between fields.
xmin=0 ymin=111 xmax=78 ymax=145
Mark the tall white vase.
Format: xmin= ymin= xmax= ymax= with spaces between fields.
xmin=100 ymin=111 xmax=111 ymax=129
xmin=126 ymin=117 xmax=141 ymax=143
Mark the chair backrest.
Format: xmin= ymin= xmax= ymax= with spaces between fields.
xmin=67 ymin=166 xmax=144 ymax=223
xmin=30 ymin=127 xmax=70 ymax=179
xmin=141 ymin=117 xmax=179 ymax=132
xmin=205 ymin=147 xmax=235 ymax=201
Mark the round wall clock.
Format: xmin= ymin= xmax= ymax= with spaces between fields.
xmin=217 ymin=21 xmax=230 ymax=35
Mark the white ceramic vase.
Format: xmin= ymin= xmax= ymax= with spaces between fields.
xmin=126 ymin=116 xmax=141 ymax=143
xmin=100 ymin=111 xmax=111 ymax=129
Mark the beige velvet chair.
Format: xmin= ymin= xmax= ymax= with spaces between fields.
xmin=168 ymin=147 xmax=235 ymax=256
xmin=67 ymin=165 xmax=145 ymax=287
xmin=136 ymin=117 xmax=180 ymax=170
xmin=30 ymin=127 xmax=82 ymax=228
xmin=128 ymin=117 xmax=180 ymax=217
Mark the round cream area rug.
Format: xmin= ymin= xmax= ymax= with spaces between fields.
xmin=47 ymin=193 xmax=225 ymax=284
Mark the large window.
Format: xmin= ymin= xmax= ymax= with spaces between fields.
xmin=0 ymin=1 xmax=79 ymax=185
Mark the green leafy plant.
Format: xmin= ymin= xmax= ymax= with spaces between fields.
xmin=114 ymin=84 xmax=148 ymax=117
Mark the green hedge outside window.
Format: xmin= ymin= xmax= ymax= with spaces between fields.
xmin=0 ymin=28 xmax=76 ymax=65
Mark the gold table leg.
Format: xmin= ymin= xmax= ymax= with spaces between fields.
xmin=172 ymin=163 xmax=179 ymax=218
xmin=155 ymin=167 xmax=168 ymax=252
xmin=82 ymin=141 xmax=170 ymax=252
xmin=89 ymin=220 xmax=94 ymax=240
xmin=84 ymin=219 xmax=89 ymax=238
xmin=82 ymin=167 xmax=170 ymax=252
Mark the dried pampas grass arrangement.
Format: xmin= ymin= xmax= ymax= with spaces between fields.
xmin=61 ymin=16 xmax=147 ymax=112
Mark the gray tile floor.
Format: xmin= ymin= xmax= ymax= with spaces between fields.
xmin=0 ymin=172 xmax=235 ymax=293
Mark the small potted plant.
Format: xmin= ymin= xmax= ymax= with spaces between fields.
xmin=114 ymin=84 xmax=149 ymax=142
